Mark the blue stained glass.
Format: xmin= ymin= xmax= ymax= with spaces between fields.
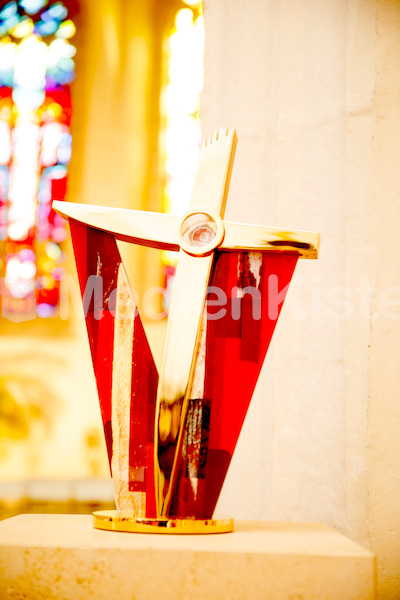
xmin=38 ymin=177 xmax=49 ymax=205
xmin=51 ymin=165 xmax=67 ymax=178
xmin=38 ymin=166 xmax=68 ymax=205
xmin=0 ymin=213 xmax=8 ymax=239
xmin=57 ymin=132 xmax=72 ymax=164
xmin=0 ymin=69 xmax=14 ymax=87
xmin=53 ymin=69 xmax=74 ymax=85
xmin=41 ymin=3 xmax=67 ymax=22
xmin=34 ymin=19 xmax=58 ymax=36
xmin=58 ymin=57 xmax=74 ymax=73
xmin=0 ymin=167 xmax=9 ymax=201
xmin=19 ymin=0 xmax=48 ymax=15
xmin=3 ymin=14 xmax=20 ymax=32
xmin=0 ymin=2 xmax=17 ymax=20
xmin=0 ymin=0 xmax=77 ymax=317
xmin=46 ymin=65 xmax=58 ymax=76
xmin=0 ymin=166 xmax=9 ymax=240
xmin=38 ymin=190 xmax=45 ymax=205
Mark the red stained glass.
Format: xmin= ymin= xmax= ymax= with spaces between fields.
xmin=40 ymin=89 xmax=73 ymax=127
xmin=171 ymin=251 xmax=298 ymax=518
xmin=0 ymin=3 xmax=77 ymax=319
xmin=70 ymin=221 xmax=158 ymax=518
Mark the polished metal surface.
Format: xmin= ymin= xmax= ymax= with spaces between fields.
xmin=52 ymin=202 xmax=180 ymax=251
xmin=155 ymin=128 xmax=238 ymax=516
xmin=222 ymin=221 xmax=320 ymax=258
xmin=155 ymin=249 xmax=214 ymax=514
xmin=53 ymin=201 xmax=319 ymax=258
xmin=93 ymin=510 xmax=234 ymax=534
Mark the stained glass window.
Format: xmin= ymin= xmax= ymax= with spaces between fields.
xmin=0 ymin=0 xmax=77 ymax=320
xmin=161 ymin=1 xmax=204 ymax=309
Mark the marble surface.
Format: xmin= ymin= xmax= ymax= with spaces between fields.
xmin=0 ymin=514 xmax=376 ymax=600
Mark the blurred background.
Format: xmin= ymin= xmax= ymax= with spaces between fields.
xmin=0 ymin=0 xmax=203 ymax=519
xmin=0 ymin=1 xmax=400 ymax=598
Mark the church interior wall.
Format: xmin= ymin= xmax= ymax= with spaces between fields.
xmin=202 ymin=0 xmax=400 ymax=597
xmin=0 ymin=0 xmax=399 ymax=598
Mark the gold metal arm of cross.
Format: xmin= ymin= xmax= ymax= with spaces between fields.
xmin=53 ymin=203 xmax=319 ymax=258
xmin=54 ymin=127 xmax=319 ymax=518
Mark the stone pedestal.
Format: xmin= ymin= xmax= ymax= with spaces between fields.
xmin=0 ymin=514 xmax=376 ymax=600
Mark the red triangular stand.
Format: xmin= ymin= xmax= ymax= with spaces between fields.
xmin=70 ymin=220 xmax=297 ymax=520
xmin=70 ymin=221 xmax=158 ymax=518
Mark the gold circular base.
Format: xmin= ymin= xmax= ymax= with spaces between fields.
xmin=93 ymin=510 xmax=234 ymax=534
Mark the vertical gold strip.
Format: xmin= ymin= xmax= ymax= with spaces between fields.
xmin=155 ymin=128 xmax=238 ymax=516
xmin=155 ymin=250 xmax=213 ymax=514
xmin=111 ymin=264 xmax=145 ymax=518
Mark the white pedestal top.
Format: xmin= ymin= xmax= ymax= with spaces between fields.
xmin=0 ymin=514 xmax=376 ymax=600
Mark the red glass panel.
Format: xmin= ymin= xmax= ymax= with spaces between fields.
xmin=69 ymin=221 xmax=298 ymax=520
xmin=70 ymin=221 xmax=158 ymax=517
xmin=171 ymin=251 xmax=298 ymax=518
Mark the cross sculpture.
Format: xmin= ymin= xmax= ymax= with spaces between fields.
xmin=54 ymin=128 xmax=319 ymax=534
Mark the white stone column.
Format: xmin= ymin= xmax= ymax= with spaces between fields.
xmin=202 ymin=2 xmax=400 ymax=596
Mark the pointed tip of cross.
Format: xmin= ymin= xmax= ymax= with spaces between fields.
xmin=202 ymin=127 xmax=236 ymax=148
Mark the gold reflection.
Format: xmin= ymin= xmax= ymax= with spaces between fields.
xmin=93 ymin=510 xmax=234 ymax=534
xmin=54 ymin=200 xmax=320 ymax=259
xmin=154 ymin=128 xmax=238 ymax=516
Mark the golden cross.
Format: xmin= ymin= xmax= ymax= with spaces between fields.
xmin=54 ymin=127 xmax=319 ymax=517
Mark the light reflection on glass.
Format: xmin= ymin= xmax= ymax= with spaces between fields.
xmin=0 ymin=1 xmax=76 ymax=318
